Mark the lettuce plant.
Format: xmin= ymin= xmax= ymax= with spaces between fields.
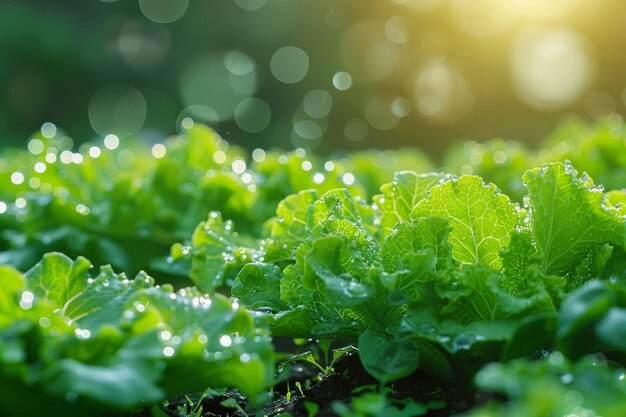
xmin=177 ymin=160 xmax=625 ymax=392
xmin=0 ymin=253 xmax=273 ymax=416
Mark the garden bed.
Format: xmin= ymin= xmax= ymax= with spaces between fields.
xmin=1 ymin=122 xmax=626 ymax=417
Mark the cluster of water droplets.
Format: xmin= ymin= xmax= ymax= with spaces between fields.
xmin=1 ymin=123 xmax=168 ymax=226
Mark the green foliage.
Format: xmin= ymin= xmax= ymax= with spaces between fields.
xmin=467 ymin=354 xmax=626 ymax=417
xmin=523 ymin=161 xmax=626 ymax=276
xmin=556 ymin=278 xmax=626 ymax=358
xmin=358 ymin=329 xmax=420 ymax=383
xmin=0 ymin=125 xmax=416 ymax=276
xmin=411 ymin=175 xmax=518 ymax=269
xmin=374 ymin=171 xmax=443 ymax=237
xmin=0 ymin=253 xmax=273 ymax=416
xmin=332 ymin=387 xmax=445 ymax=417
xmin=3 ymin=122 xmax=626 ymax=416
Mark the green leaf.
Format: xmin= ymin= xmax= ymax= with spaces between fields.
xmin=24 ymin=253 xmax=154 ymax=331
xmin=440 ymin=265 xmax=552 ymax=323
xmin=556 ymin=280 xmax=619 ymax=358
xmin=311 ymin=189 xmax=378 ymax=250
xmin=231 ymin=262 xmax=287 ymax=311
xmin=540 ymin=123 xmax=626 ymax=194
xmin=268 ymin=190 xmax=317 ymax=259
xmin=604 ymin=189 xmax=626 ymax=217
xmin=443 ymin=138 xmax=532 ymax=202
xmin=128 ymin=287 xmax=275 ymax=398
xmin=501 ymin=313 xmax=557 ymax=361
xmin=183 ymin=212 xmax=262 ymax=293
xmin=500 ymin=230 xmax=540 ymax=287
xmin=596 ymin=307 xmax=626 ymax=350
xmin=268 ymin=307 xmax=315 ymax=338
xmin=380 ymin=217 xmax=451 ymax=273
xmin=42 ymin=356 xmax=164 ymax=411
xmin=412 ymin=175 xmax=518 ymax=269
xmin=0 ymin=265 xmax=25 ymax=327
xmin=523 ymin=161 xmax=626 ymax=276
xmin=313 ymin=189 xmax=363 ymax=226
xmin=307 ymin=189 xmax=380 ymax=275
xmin=401 ymin=307 xmax=518 ymax=354
xmin=358 ymin=329 xmax=419 ymax=383
xmin=303 ymin=236 xmax=374 ymax=306
xmin=302 ymin=235 xmax=346 ymax=290
xmin=376 ymin=171 xmax=444 ymax=237
xmin=376 ymin=250 xmax=437 ymax=303
xmin=25 ymin=252 xmax=91 ymax=307
xmin=569 ymin=243 xmax=614 ymax=290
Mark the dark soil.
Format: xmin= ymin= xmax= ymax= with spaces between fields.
xmin=158 ymin=350 xmax=477 ymax=417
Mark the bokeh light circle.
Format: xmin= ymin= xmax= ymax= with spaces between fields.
xmin=176 ymin=105 xmax=219 ymax=132
xmin=41 ymin=122 xmax=57 ymax=139
xmin=180 ymin=54 xmax=258 ymax=121
xmin=391 ymin=97 xmax=412 ymax=118
xmin=510 ymin=29 xmax=595 ymax=111
xmin=344 ymin=118 xmax=369 ymax=141
xmin=118 ymin=21 xmax=171 ymax=70
xmin=139 ymin=0 xmax=189 ymax=24
xmin=392 ymin=0 xmax=442 ymax=11
xmin=235 ymin=0 xmax=267 ymax=11
xmin=271 ymin=46 xmax=309 ymax=84
xmin=303 ymin=90 xmax=333 ymax=119
xmin=385 ymin=16 xmax=409 ymax=44
xmin=584 ymin=92 xmax=615 ymax=122
xmin=450 ymin=0 xmax=517 ymax=38
xmin=294 ymin=120 xmax=323 ymax=140
xmin=364 ymin=94 xmax=400 ymax=130
xmin=88 ymin=84 xmax=147 ymax=137
xmin=332 ymin=72 xmax=353 ymax=91
xmin=234 ymin=98 xmax=272 ymax=133
xmin=340 ymin=20 xmax=399 ymax=82
xmin=414 ymin=59 xmax=473 ymax=124
xmin=224 ymin=51 xmax=256 ymax=76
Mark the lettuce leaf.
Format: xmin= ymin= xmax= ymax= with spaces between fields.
xmin=412 ymin=175 xmax=518 ymax=269
xmin=523 ymin=162 xmax=626 ymax=276
xmin=374 ymin=171 xmax=444 ymax=237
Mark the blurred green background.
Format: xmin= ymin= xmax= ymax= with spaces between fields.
xmin=2 ymin=0 xmax=626 ymax=155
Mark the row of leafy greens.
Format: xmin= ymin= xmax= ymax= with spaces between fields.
xmin=178 ymin=156 xmax=626 ymax=414
xmin=187 ymin=162 xmax=623 ymax=338
xmin=1 ymin=121 xmax=626 ymax=416
xmin=0 ymin=124 xmax=431 ymax=277
xmin=2 ymin=119 xmax=625 ymax=276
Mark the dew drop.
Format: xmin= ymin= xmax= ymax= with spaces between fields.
xmin=452 ymin=333 xmax=474 ymax=351
xmin=220 ymin=335 xmax=233 ymax=347
xmin=38 ymin=317 xmax=51 ymax=328
xmin=163 ymin=346 xmax=175 ymax=357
